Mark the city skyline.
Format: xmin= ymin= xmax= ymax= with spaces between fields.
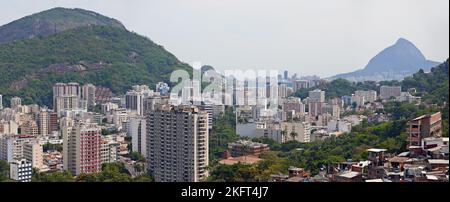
xmin=0 ymin=0 xmax=448 ymax=77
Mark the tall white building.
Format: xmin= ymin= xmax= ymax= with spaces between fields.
xmin=37 ymin=110 xmax=49 ymax=136
xmin=146 ymin=105 xmax=209 ymax=182
xmin=125 ymin=85 xmax=154 ymax=116
xmin=128 ymin=117 xmax=147 ymax=158
xmin=82 ymin=84 xmax=96 ymax=109
xmin=53 ymin=83 xmax=85 ymax=115
xmin=0 ymin=94 xmax=3 ymax=109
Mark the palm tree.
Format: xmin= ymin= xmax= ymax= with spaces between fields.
xmin=290 ymin=131 xmax=298 ymax=141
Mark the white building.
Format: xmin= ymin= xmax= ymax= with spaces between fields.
xmin=100 ymin=139 xmax=118 ymax=164
xmin=355 ymin=90 xmax=377 ymax=103
xmin=280 ymin=122 xmax=311 ymax=143
xmin=327 ymin=120 xmax=352 ymax=133
xmin=128 ymin=117 xmax=147 ymax=158
xmin=9 ymin=159 xmax=32 ymax=182
xmin=53 ymin=83 xmax=85 ymax=116
xmin=125 ymin=85 xmax=155 ymax=116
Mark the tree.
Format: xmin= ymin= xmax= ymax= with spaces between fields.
xmin=0 ymin=160 xmax=9 ymax=182
xmin=290 ymin=131 xmax=298 ymax=141
xmin=32 ymin=170 xmax=75 ymax=182
xmin=129 ymin=152 xmax=146 ymax=162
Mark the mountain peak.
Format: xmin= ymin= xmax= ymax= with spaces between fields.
xmin=395 ymin=37 xmax=411 ymax=44
xmin=0 ymin=7 xmax=125 ymax=44
xmin=332 ymin=38 xmax=439 ymax=81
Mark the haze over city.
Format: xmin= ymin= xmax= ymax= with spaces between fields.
xmin=0 ymin=0 xmax=448 ymax=77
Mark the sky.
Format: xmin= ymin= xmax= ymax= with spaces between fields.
xmin=0 ymin=0 xmax=448 ymax=77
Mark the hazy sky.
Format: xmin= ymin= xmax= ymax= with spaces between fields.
xmin=0 ymin=0 xmax=448 ymax=77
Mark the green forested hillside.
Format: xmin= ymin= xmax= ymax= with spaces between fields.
xmin=0 ymin=25 xmax=191 ymax=106
xmin=402 ymin=59 xmax=449 ymax=105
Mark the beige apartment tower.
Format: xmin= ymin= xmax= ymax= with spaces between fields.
xmin=146 ymin=105 xmax=209 ymax=182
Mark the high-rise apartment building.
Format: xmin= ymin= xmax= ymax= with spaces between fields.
xmin=128 ymin=117 xmax=147 ymax=158
xmin=37 ymin=111 xmax=49 ymax=136
xmin=146 ymin=105 xmax=209 ymax=182
xmin=23 ymin=141 xmax=43 ymax=170
xmin=125 ymin=85 xmax=154 ymax=116
xmin=48 ymin=112 xmax=58 ymax=134
xmin=82 ymin=84 xmax=96 ymax=109
xmin=63 ymin=121 xmax=102 ymax=176
xmin=53 ymin=83 xmax=85 ymax=115
xmin=0 ymin=94 xmax=3 ymax=109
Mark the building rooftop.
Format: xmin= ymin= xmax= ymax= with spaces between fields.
xmin=367 ymin=148 xmax=387 ymax=153
xmin=338 ymin=171 xmax=361 ymax=179
xmin=219 ymin=155 xmax=262 ymax=165
xmin=428 ymin=159 xmax=449 ymax=165
xmin=228 ymin=140 xmax=268 ymax=148
xmin=388 ymin=156 xmax=411 ymax=163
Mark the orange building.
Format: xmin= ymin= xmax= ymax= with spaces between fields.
xmin=407 ymin=112 xmax=442 ymax=148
